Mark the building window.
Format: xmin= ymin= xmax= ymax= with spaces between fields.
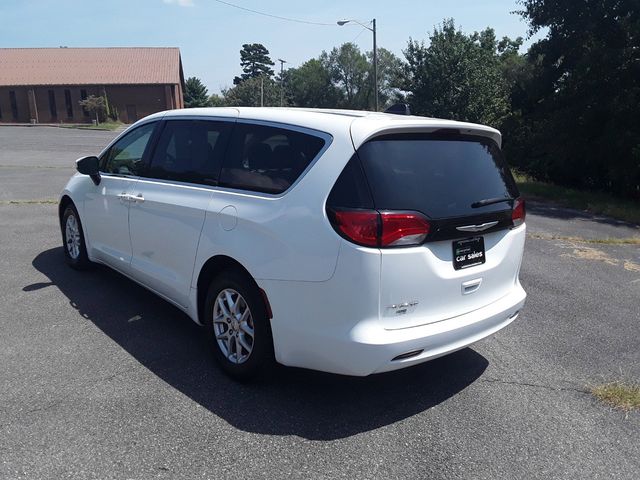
xmin=80 ymin=89 xmax=89 ymax=117
xmin=48 ymin=90 xmax=57 ymax=119
xmin=9 ymin=91 xmax=19 ymax=120
xmin=64 ymin=89 xmax=73 ymax=118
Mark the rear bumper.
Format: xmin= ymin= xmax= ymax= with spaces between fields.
xmin=264 ymin=278 xmax=526 ymax=376
xmin=362 ymin=284 xmax=526 ymax=375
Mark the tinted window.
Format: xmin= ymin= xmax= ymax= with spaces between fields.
xmin=64 ymin=89 xmax=73 ymax=118
xmin=9 ymin=91 xmax=18 ymax=120
xmin=80 ymin=90 xmax=89 ymax=117
xmin=102 ymin=122 xmax=156 ymax=176
xmin=220 ymin=123 xmax=326 ymax=194
xmin=358 ymin=133 xmax=519 ymax=219
xmin=48 ymin=90 xmax=57 ymax=118
xmin=147 ymin=120 xmax=232 ymax=185
xmin=327 ymin=155 xmax=373 ymax=209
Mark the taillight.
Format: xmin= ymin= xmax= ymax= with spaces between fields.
xmin=329 ymin=209 xmax=430 ymax=248
xmin=512 ymin=197 xmax=526 ymax=227
xmin=380 ymin=211 xmax=430 ymax=246
xmin=331 ymin=210 xmax=379 ymax=247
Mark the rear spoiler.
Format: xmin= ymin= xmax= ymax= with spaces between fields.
xmin=350 ymin=117 xmax=503 ymax=149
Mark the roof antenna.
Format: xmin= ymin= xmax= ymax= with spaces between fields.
xmin=384 ymin=103 xmax=411 ymax=116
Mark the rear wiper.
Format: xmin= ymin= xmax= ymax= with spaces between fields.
xmin=471 ymin=197 xmax=514 ymax=208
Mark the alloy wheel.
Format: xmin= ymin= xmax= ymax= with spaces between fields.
xmin=65 ymin=214 xmax=81 ymax=259
xmin=213 ymin=288 xmax=255 ymax=364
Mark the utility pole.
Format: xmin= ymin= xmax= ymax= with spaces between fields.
xmin=278 ymin=58 xmax=287 ymax=107
xmin=260 ymin=76 xmax=264 ymax=107
xmin=372 ymin=18 xmax=378 ymax=112
xmin=337 ymin=18 xmax=378 ymax=111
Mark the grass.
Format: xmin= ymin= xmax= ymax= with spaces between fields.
xmin=591 ymin=382 xmax=640 ymax=412
xmin=527 ymin=233 xmax=640 ymax=245
xmin=59 ymin=121 xmax=124 ymax=131
xmin=1 ymin=199 xmax=58 ymax=205
xmin=80 ymin=121 xmax=124 ymax=131
xmin=513 ymin=172 xmax=640 ymax=225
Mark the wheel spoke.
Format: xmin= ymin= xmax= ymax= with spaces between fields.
xmin=215 ymin=330 xmax=229 ymax=340
xmin=240 ymin=321 xmax=254 ymax=338
xmin=234 ymin=336 xmax=242 ymax=361
xmin=238 ymin=333 xmax=252 ymax=353
xmin=224 ymin=290 xmax=235 ymax=315
xmin=217 ymin=297 xmax=230 ymax=318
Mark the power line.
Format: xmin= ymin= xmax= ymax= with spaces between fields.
xmin=212 ymin=0 xmax=335 ymax=26
xmin=351 ymin=27 xmax=367 ymax=44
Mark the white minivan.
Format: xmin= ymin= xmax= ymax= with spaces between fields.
xmin=59 ymin=107 xmax=526 ymax=379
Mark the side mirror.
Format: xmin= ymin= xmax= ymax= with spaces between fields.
xmin=76 ymin=156 xmax=101 ymax=185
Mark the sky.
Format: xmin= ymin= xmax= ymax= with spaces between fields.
xmin=0 ymin=0 xmax=540 ymax=94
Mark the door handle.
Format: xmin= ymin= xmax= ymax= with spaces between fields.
xmin=117 ymin=192 xmax=132 ymax=202
xmin=133 ymin=194 xmax=144 ymax=203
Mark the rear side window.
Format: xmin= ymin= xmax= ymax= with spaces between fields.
xmin=326 ymin=154 xmax=373 ymax=209
xmin=357 ymin=133 xmax=519 ymax=219
xmin=147 ymin=120 xmax=232 ymax=185
xmin=219 ymin=123 xmax=326 ymax=194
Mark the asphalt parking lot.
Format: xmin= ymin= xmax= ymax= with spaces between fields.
xmin=1 ymin=126 xmax=639 ymax=479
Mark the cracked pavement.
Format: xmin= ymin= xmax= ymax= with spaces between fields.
xmin=0 ymin=126 xmax=639 ymax=479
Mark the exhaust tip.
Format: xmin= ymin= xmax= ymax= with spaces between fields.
xmin=392 ymin=349 xmax=424 ymax=361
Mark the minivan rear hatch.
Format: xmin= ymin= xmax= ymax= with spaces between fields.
xmin=332 ymin=124 xmax=524 ymax=330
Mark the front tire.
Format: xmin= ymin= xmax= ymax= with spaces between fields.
xmin=61 ymin=204 xmax=91 ymax=270
xmin=204 ymin=269 xmax=274 ymax=380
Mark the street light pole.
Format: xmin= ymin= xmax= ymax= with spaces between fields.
xmin=337 ymin=18 xmax=378 ymax=111
xmin=372 ymin=19 xmax=377 ymax=112
xmin=278 ymin=58 xmax=287 ymax=107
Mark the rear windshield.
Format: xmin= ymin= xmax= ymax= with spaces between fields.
xmin=357 ymin=133 xmax=519 ymax=219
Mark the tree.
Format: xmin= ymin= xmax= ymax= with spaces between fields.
xmin=233 ymin=43 xmax=275 ymax=85
xmin=369 ymin=47 xmax=405 ymax=109
xmin=78 ymin=95 xmax=107 ymax=124
xmin=208 ymin=93 xmax=226 ymax=107
xmin=321 ymin=43 xmax=370 ymax=109
xmin=510 ymin=0 xmax=640 ymax=197
xmin=183 ymin=77 xmax=212 ymax=108
xmin=285 ymin=59 xmax=341 ymax=108
xmin=222 ymin=76 xmax=280 ymax=107
xmin=400 ymin=19 xmax=512 ymax=127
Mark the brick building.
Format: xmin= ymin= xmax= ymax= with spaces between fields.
xmin=0 ymin=47 xmax=184 ymax=124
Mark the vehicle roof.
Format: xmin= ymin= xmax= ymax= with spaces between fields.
xmin=145 ymin=107 xmax=502 ymax=147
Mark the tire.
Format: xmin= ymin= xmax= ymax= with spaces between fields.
xmin=61 ymin=204 xmax=92 ymax=270
xmin=204 ymin=269 xmax=274 ymax=380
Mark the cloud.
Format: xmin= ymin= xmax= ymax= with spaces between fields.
xmin=163 ymin=0 xmax=194 ymax=6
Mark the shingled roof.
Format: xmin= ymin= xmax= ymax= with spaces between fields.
xmin=0 ymin=47 xmax=183 ymax=86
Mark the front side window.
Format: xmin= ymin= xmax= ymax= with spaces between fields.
xmin=146 ymin=120 xmax=232 ymax=185
xmin=219 ymin=123 xmax=326 ymax=194
xmin=101 ymin=122 xmax=157 ymax=176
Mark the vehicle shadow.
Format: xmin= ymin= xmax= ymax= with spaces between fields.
xmin=27 ymin=247 xmax=489 ymax=441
